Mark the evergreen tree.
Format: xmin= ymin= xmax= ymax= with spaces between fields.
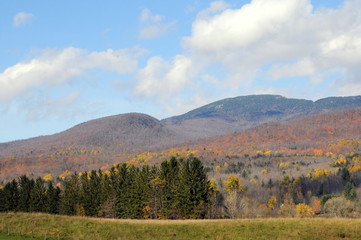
xmin=18 ymin=175 xmax=35 ymax=212
xmin=159 ymin=157 xmax=181 ymax=218
xmin=340 ymin=168 xmax=351 ymax=184
xmin=45 ymin=181 xmax=60 ymax=214
xmin=2 ymin=180 xmax=19 ymax=211
xmin=80 ymin=170 xmax=102 ymax=216
xmin=187 ymin=157 xmax=209 ymax=218
xmin=344 ymin=182 xmax=357 ymax=200
xmin=98 ymin=173 xmax=117 ymax=218
xmin=116 ymin=163 xmax=132 ymax=218
xmin=29 ymin=177 xmax=47 ymax=212
xmin=60 ymin=173 xmax=81 ymax=215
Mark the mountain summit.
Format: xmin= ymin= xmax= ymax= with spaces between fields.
xmin=163 ymin=95 xmax=361 ymax=138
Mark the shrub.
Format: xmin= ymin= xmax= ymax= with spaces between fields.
xmin=296 ymin=204 xmax=315 ymax=217
xmin=323 ymin=196 xmax=354 ymax=217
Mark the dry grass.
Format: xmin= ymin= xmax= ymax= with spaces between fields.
xmin=1 ymin=212 xmax=361 ymax=240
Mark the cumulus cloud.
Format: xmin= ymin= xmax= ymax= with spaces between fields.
xmin=135 ymin=55 xmax=195 ymax=98
xmin=139 ymin=23 xmax=175 ymax=39
xmin=13 ymin=12 xmax=34 ymax=27
xmin=0 ymin=47 xmax=145 ymax=102
xmin=140 ymin=8 xmax=163 ymax=23
xmin=183 ymin=0 xmax=361 ymax=95
xmin=138 ymin=8 xmax=175 ymax=39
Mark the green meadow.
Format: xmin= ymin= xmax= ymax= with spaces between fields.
xmin=1 ymin=212 xmax=361 ymax=240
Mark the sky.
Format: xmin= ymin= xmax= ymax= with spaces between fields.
xmin=1 ymin=0 xmax=361 ymax=142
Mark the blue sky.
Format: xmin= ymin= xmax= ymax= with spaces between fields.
xmin=1 ymin=0 xmax=360 ymax=142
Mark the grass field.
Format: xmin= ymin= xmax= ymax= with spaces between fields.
xmin=0 ymin=233 xmax=36 ymax=240
xmin=1 ymin=212 xmax=361 ymax=240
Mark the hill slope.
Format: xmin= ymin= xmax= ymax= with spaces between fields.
xmin=163 ymin=95 xmax=361 ymax=138
xmin=1 ymin=94 xmax=361 ymax=180
xmin=0 ymin=113 xmax=186 ymax=180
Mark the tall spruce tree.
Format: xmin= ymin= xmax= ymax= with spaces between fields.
xmin=18 ymin=175 xmax=35 ymax=212
xmin=80 ymin=170 xmax=102 ymax=216
xmin=3 ymin=179 xmax=19 ymax=211
xmin=60 ymin=173 xmax=81 ymax=215
xmin=45 ymin=181 xmax=60 ymax=214
xmin=29 ymin=177 xmax=47 ymax=212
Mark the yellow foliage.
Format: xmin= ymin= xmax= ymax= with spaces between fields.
xmin=225 ymin=174 xmax=245 ymax=193
xmin=58 ymin=170 xmax=72 ymax=180
xmin=224 ymin=162 xmax=229 ymax=168
xmin=279 ymin=162 xmax=290 ymax=168
xmin=261 ymin=169 xmax=268 ymax=174
xmin=310 ymin=168 xmax=333 ymax=179
xmin=0 ymin=185 xmax=3 ymax=190
xmin=42 ymin=174 xmax=53 ymax=181
xmin=325 ymin=152 xmax=334 ymax=158
xmin=143 ymin=205 xmax=152 ymax=219
xmin=296 ymin=204 xmax=315 ymax=217
xmin=349 ymin=165 xmax=361 ymax=173
xmin=215 ymin=165 xmax=221 ymax=172
xmin=329 ymin=157 xmax=347 ymax=167
xmin=264 ymin=150 xmax=272 ymax=156
xmin=56 ymin=182 xmax=62 ymax=188
xmin=267 ymin=196 xmax=277 ymax=210
xmin=249 ymin=178 xmax=257 ymax=184
xmin=209 ymin=178 xmax=219 ymax=193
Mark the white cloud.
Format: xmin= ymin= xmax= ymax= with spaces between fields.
xmin=0 ymin=47 xmax=145 ymax=102
xmin=139 ymin=22 xmax=175 ymax=39
xmin=138 ymin=8 xmax=175 ymax=39
xmin=135 ymin=55 xmax=195 ymax=98
xmin=197 ymin=0 xmax=230 ymax=19
xmin=140 ymin=8 xmax=163 ymax=23
xmin=13 ymin=12 xmax=34 ymax=27
xmin=183 ymin=0 xmax=361 ymax=95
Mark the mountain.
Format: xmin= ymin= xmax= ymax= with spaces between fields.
xmin=134 ymin=107 xmax=361 ymax=180
xmin=0 ymin=113 xmax=186 ymax=180
xmin=1 ymin=94 xmax=361 ymax=180
xmin=163 ymin=95 xmax=361 ymax=138
xmin=0 ymin=113 xmax=184 ymax=156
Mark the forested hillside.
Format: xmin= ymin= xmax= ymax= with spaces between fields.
xmin=1 ymin=95 xmax=361 ymax=181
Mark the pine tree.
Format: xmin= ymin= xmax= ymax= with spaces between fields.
xmin=18 ymin=175 xmax=35 ymax=212
xmin=116 ymin=163 xmax=132 ymax=218
xmin=45 ymin=181 xmax=60 ymax=214
xmin=187 ymin=157 xmax=209 ymax=218
xmin=344 ymin=182 xmax=357 ymax=200
xmin=159 ymin=157 xmax=181 ymax=218
xmin=3 ymin=180 xmax=19 ymax=211
xmin=29 ymin=177 xmax=47 ymax=212
xmin=60 ymin=173 xmax=81 ymax=215
xmin=80 ymin=170 xmax=102 ymax=216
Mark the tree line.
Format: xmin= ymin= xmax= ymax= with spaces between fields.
xmin=1 ymin=156 xmax=360 ymax=219
xmin=0 ymin=157 xmax=209 ymax=219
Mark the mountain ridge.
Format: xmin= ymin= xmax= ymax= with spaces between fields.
xmin=1 ymin=94 xmax=361 ymax=180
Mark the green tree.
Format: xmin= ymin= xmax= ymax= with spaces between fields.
xmin=60 ymin=173 xmax=81 ymax=215
xmin=29 ymin=177 xmax=47 ymax=212
xmin=18 ymin=175 xmax=35 ymax=212
xmin=344 ymin=182 xmax=357 ymax=200
xmin=2 ymin=180 xmax=19 ymax=211
xmin=45 ymin=181 xmax=60 ymax=214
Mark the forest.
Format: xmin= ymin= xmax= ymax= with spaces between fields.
xmin=1 ymin=155 xmax=361 ymax=219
